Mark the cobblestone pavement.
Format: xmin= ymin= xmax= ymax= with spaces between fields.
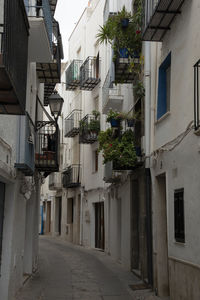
xmin=14 ymin=236 xmax=165 ymax=300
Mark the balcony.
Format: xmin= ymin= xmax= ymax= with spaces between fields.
xmin=79 ymin=114 xmax=100 ymax=144
xmin=49 ymin=172 xmax=62 ymax=190
xmin=15 ymin=115 xmax=35 ymax=175
xmin=25 ymin=0 xmax=53 ymax=62
xmin=114 ymin=56 xmax=139 ymax=84
xmin=65 ymin=60 xmax=83 ymax=91
xmin=102 ymin=70 xmax=123 ymax=114
xmin=0 ymin=0 xmax=29 ymax=115
xmin=64 ymin=109 xmax=82 ymax=137
xmin=63 ymin=164 xmax=81 ymax=188
xmin=35 ymin=121 xmax=59 ymax=174
xmin=40 ymin=21 xmax=64 ymax=104
xmin=80 ymin=56 xmax=100 ymax=90
xmin=143 ymin=0 xmax=186 ymax=41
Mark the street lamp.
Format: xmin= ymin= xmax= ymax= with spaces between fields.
xmin=48 ymin=91 xmax=64 ymax=121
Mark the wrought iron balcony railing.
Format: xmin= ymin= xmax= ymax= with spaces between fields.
xmin=79 ymin=114 xmax=100 ymax=144
xmin=35 ymin=121 xmax=59 ymax=174
xmin=114 ymin=55 xmax=139 ymax=83
xmin=64 ymin=109 xmax=82 ymax=137
xmin=142 ymin=0 xmax=186 ymax=41
xmin=65 ymin=60 xmax=83 ymax=90
xmin=0 ymin=0 xmax=29 ymax=114
xmin=63 ymin=164 xmax=81 ymax=188
xmin=25 ymin=0 xmax=52 ymax=47
xmin=80 ymin=56 xmax=100 ymax=90
xmin=49 ymin=172 xmax=62 ymax=190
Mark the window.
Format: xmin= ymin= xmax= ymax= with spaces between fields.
xmin=95 ymin=53 xmax=100 ymax=79
xmin=157 ymin=52 xmax=171 ymax=120
xmin=174 ymin=188 xmax=185 ymax=243
xmin=93 ymin=150 xmax=98 ymax=173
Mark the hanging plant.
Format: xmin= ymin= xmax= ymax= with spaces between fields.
xmin=96 ymin=2 xmax=144 ymax=85
xmin=98 ymin=129 xmax=137 ymax=169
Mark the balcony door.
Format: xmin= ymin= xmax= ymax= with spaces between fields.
xmin=0 ymin=182 xmax=5 ymax=268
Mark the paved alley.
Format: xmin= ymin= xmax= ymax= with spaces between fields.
xmin=14 ymin=236 xmax=162 ymax=300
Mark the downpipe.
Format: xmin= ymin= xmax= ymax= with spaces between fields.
xmin=144 ymin=41 xmax=153 ymax=286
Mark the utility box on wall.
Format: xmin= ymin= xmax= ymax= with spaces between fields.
xmin=15 ymin=115 xmax=35 ymax=175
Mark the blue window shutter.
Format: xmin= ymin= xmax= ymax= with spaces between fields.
xmin=157 ymin=52 xmax=171 ymax=120
xmin=157 ymin=68 xmax=167 ymax=119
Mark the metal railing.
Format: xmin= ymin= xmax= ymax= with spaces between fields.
xmin=65 ymin=60 xmax=83 ymax=90
xmin=80 ymin=56 xmax=100 ymax=90
xmin=63 ymin=164 xmax=81 ymax=188
xmin=102 ymin=69 xmax=122 ymax=111
xmin=64 ymin=109 xmax=82 ymax=137
xmin=35 ymin=121 xmax=59 ymax=172
xmin=79 ymin=114 xmax=100 ymax=144
xmin=25 ymin=0 xmax=52 ymax=47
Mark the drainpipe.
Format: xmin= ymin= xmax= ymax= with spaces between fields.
xmin=144 ymin=41 xmax=153 ymax=286
xmin=80 ymin=186 xmax=84 ymax=245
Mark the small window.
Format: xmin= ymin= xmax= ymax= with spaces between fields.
xmin=174 ymin=188 xmax=185 ymax=243
xmin=93 ymin=150 xmax=98 ymax=173
xmin=95 ymin=53 xmax=100 ymax=79
xmin=157 ymin=52 xmax=171 ymax=119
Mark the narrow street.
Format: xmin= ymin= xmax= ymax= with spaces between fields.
xmin=14 ymin=237 xmax=158 ymax=300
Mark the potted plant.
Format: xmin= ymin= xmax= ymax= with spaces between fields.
xmin=106 ymin=109 xmax=126 ymax=127
xmin=98 ymin=129 xmax=137 ymax=169
xmin=125 ymin=110 xmax=141 ymax=127
xmin=121 ymin=17 xmax=129 ymax=28
xmin=96 ymin=3 xmax=142 ymax=63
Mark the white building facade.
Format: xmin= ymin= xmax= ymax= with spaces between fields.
xmin=47 ymin=0 xmax=152 ymax=285
xmin=143 ymin=0 xmax=200 ymax=299
xmin=0 ymin=0 xmax=63 ymax=299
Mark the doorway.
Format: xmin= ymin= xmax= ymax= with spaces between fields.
xmin=95 ymin=202 xmax=105 ymax=250
xmin=0 ymin=182 xmax=5 ymax=268
xmin=55 ymin=197 xmax=62 ymax=235
xmin=156 ymin=174 xmax=170 ymax=297
xmin=77 ymin=195 xmax=81 ymax=244
xmin=46 ymin=201 xmax=51 ymax=234
xmin=131 ymin=179 xmax=140 ymax=274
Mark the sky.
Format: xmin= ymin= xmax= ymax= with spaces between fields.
xmin=55 ymin=0 xmax=89 ymax=61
